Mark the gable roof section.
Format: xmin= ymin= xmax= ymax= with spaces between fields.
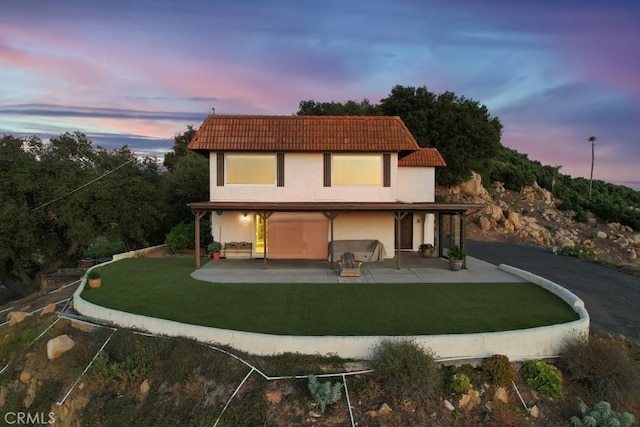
xmin=187 ymin=115 xmax=421 ymax=152
xmin=398 ymin=148 xmax=447 ymax=167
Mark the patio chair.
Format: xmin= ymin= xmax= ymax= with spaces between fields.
xmin=337 ymin=252 xmax=363 ymax=277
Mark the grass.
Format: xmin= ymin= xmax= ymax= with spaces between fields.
xmin=81 ymin=257 xmax=579 ymax=336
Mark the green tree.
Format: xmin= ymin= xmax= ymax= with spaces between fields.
xmin=163 ymin=125 xmax=197 ymax=172
xmin=297 ymin=85 xmax=503 ymax=185
xmin=297 ymin=99 xmax=380 ymax=116
xmin=161 ymin=126 xmax=209 ymax=227
xmin=0 ymin=133 xmax=164 ymax=297
xmin=380 ymin=86 xmax=503 ymax=185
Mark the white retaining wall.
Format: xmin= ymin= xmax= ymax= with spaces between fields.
xmin=74 ymin=257 xmax=589 ymax=361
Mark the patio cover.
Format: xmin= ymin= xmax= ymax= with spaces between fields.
xmin=188 ymin=201 xmax=483 ymax=270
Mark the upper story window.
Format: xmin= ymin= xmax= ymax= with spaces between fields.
xmin=226 ymin=154 xmax=276 ymax=185
xmin=331 ymin=154 xmax=384 ymax=186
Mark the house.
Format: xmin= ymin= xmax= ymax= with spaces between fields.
xmin=187 ymin=115 xmax=477 ymax=268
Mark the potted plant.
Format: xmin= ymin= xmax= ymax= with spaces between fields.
xmin=418 ymin=243 xmax=434 ymax=258
xmin=87 ymin=269 xmax=101 ymax=288
xmin=447 ymin=245 xmax=465 ymax=271
xmin=207 ymin=241 xmax=223 ymax=260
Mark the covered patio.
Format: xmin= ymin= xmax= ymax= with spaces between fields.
xmin=189 ymin=201 xmax=481 ymax=270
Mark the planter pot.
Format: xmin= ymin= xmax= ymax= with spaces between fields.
xmin=88 ymin=278 xmax=102 ymax=288
xmin=449 ymin=259 xmax=463 ymax=271
xmin=421 ymin=249 xmax=433 ymax=258
xmin=212 ymin=252 xmax=221 ymax=261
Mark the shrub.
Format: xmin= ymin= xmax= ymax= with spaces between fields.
xmin=83 ymin=236 xmax=127 ymax=259
xmin=307 ymin=374 xmax=342 ymax=412
xmin=482 ymin=354 xmax=513 ymax=387
xmin=570 ymin=399 xmax=636 ymax=427
xmin=561 ymin=336 xmax=640 ymax=405
xmin=165 ymin=222 xmax=194 ymax=253
xmin=554 ymin=245 xmax=598 ymax=261
xmin=86 ymin=269 xmax=100 ymax=280
xmin=520 ymin=360 xmax=564 ymax=398
xmin=450 ymin=373 xmax=471 ymax=394
xmin=371 ymin=339 xmax=441 ymax=403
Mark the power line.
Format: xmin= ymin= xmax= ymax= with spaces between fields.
xmin=31 ymin=158 xmax=135 ymax=212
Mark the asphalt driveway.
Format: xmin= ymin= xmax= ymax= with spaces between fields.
xmin=467 ymin=240 xmax=640 ymax=342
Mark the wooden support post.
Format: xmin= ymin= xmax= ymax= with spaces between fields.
xmin=258 ymin=212 xmax=273 ymax=269
xmin=459 ymin=211 xmax=467 ymax=269
xmin=394 ymin=212 xmax=409 ymax=270
xmin=192 ymin=210 xmax=208 ymax=269
xmin=323 ymin=212 xmax=340 ymax=269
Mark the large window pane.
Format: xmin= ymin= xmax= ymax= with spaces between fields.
xmin=333 ymin=155 xmax=382 ymax=185
xmin=226 ymin=154 xmax=276 ymax=184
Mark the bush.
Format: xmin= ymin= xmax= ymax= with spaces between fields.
xmin=554 ymin=244 xmax=598 ymax=261
xmin=83 ymin=236 xmax=127 ymax=258
xmin=450 ymin=372 xmax=471 ymax=394
xmin=307 ymin=374 xmax=342 ymax=412
xmin=370 ymin=339 xmax=441 ymax=403
xmin=520 ymin=360 xmax=564 ymax=398
xmin=570 ymin=399 xmax=636 ymax=427
xmin=561 ymin=336 xmax=640 ymax=405
xmin=165 ymin=222 xmax=194 ymax=253
xmin=482 ymin=354 xmax=513 ymax=387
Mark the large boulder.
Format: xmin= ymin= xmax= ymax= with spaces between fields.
xmin=507 ymin=211 xmax=522 ymax=229
xmin=47 ymin=335 xmax=75 ymax=360
xmin=7 ymin=311 xmax=32 ymax=325
xmin=479 ymin=216 xmax=492 ymax=231
xmin=459 ymin=172 xmax=488 ymax=197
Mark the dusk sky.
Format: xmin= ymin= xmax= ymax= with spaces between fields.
xmin=1 ymin=1 xmax=638 ymax=189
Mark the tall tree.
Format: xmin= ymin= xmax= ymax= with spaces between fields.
xmin=588 ymin=135 xmax=597 ymax=201
xmin=161 ymin=126 xmax=210 ymax=227
xmin=298 ymin=85 xmax=503 ymax=185
xmin=163 ymin=125 xmax=197 ymax=172
xmin=297 ymin=99 xmax=380 ymax=116
xmin=0 ymin=133 xmax=163 ymax=297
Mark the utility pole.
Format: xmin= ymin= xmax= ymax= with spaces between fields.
xmin=588 ymin=136 xmax=597 ymax=201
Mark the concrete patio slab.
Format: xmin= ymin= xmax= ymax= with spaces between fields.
xmin=190 ymin=254 xmax=527 ymax=284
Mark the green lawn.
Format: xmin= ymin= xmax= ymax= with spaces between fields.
xmin=81 ymin=257 xmax=580 ymax=336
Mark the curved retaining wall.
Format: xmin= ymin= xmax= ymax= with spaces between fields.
xmin=74 ymin=258 xmax=589 ymax=361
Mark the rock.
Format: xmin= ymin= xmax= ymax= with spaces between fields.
xmin=70 ymin=321 xmax=95 ymax=333
xmin=624 ymin=225 xmax=634 ymax=233
xmin=629 ymin=249 xmax=637 ymax=260
xmin=378 ymin=402 xmax=392 ymax=415
xmin=458 ymin=389 xmax=481 ymax=410
xmin=507 ymin=211 xmax=522 ymax=229
xmin=308 ymin=410 xmax=322 ymax=418
xmin=616 ymin=237 xmax=629 ymax=248
xmin=444 ymin=399 xmax=455 ymax=411
xmin=529 ymin=404 xmax=539 ymax=418
xmin=265 ymin=390 xmax=283 ymax=404
xmin=140 ymin=379 xmax=150 ymax=395
xmin=459 ymin=172 xmax=488 ymax=197
xmin=40 ymin=303 xmax=56 ymax=317
xmin=47 ymin=334 xmax=75 ymax=360
xmin=19 ymin=371 xmax=32 ymax=384
xmin=494 ymin=387 xmax=509 ymax=404
xmin=596 ymin=231 xmax=607 ymax=239
xmin=492 ymin=181 xmax=505 ymax=193
xmin=479 ymin=216 xmax=492 ymax=231
xmin=484 ymin=203 xmax=504 ymax=221
xmin=7 ymin=311 xmax=32 ymax=325
xmin=368 ymin=410 xmax=379 ymax=418
xmin=560 ymin=238 xmax=575 ymax=248
xmin=503 ymin=219 xmax=515 ymax=232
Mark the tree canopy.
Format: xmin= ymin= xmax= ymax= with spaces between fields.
xmin=0 ymin=133 xmax=164 ymax=296
xmin=298 ymin=85 xmax=503 ymax=185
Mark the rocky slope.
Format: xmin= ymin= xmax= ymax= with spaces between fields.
xmin=442 ymin=172 xmax=640 ymax=275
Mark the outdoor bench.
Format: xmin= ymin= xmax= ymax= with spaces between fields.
xmin=224 ymin=242 xmax=252 ymax=259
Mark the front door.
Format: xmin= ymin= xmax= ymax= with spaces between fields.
xmin=394 ymin=213 xmax=414 ymax=250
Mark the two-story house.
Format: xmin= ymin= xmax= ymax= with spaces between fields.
xmin=187 ymin=115 xmax=475 ymax=268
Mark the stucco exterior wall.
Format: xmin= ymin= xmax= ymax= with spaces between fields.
xmin=209 ymin=152 xmax=411 ymax=203
xmin=396 ymin=166 xmax=436 ymax=202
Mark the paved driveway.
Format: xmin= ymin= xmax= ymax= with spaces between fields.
xmin=467 ymin=240 xmax=640 ymax=342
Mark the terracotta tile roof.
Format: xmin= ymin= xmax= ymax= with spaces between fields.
xmin=187 ymin=115 xmax=421 ymax=152
xmin=398 ymin=148 xmax=447 ymax=167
